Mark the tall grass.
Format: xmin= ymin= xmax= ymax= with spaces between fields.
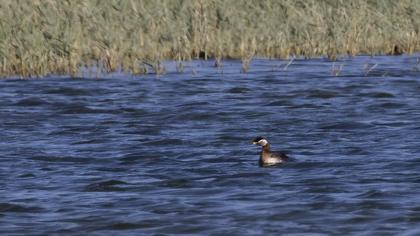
xmin=1 ymin=0 xmax=420 ymax=77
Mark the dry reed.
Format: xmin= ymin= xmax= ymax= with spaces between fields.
xmin=1 ymin=0 xmax=420 ymax=77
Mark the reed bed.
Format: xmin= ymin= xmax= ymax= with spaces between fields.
xmin=1 ymin=0 xmax=420 ymax=77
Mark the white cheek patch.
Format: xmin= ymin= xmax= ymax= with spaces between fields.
xmin=258 ymin=139 xmax=268 ymax=146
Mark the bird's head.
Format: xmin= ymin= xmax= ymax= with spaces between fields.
xmin=252 ymin=136 xmax=268 ymax=146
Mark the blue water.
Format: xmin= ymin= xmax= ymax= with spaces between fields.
xmin=1 ymin=56 xmax=420 ymax=235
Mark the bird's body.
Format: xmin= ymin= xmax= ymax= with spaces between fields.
xmin=252 ymin=137 xmax=289 ymax=167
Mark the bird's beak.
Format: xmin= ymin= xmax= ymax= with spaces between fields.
xmin=252 ymin=141 xmax=257 ymax=145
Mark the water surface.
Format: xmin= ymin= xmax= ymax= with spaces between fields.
xmin=1 ymin=56 xmax=420 ymax=235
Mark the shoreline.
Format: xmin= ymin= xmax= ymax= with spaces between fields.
xmin=2 ymin=54 xmax=419 ymax=80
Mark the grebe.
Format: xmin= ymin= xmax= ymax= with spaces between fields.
xmin=252 ymin=136 xmax=289 ymax=166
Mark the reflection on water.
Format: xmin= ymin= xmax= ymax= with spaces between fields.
xmin=1 ymin=56 xmax=420 ymax=235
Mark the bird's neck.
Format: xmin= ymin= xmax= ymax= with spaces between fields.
xmin=262 ymin=144 xmax=270 ymax=152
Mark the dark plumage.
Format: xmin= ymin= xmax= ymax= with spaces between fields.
xmin=252 ymin=136 xmax=289 ymax=167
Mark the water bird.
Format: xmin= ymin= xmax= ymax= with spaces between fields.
xmin=252 ymin=136 xmax=289 ymax=167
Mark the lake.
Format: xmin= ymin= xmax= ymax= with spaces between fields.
xmin=1 ymin=56 xmax=420 ymax=235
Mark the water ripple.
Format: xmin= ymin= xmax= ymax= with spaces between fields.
xmin=1 ymin=56 xmax=420 ymax=235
